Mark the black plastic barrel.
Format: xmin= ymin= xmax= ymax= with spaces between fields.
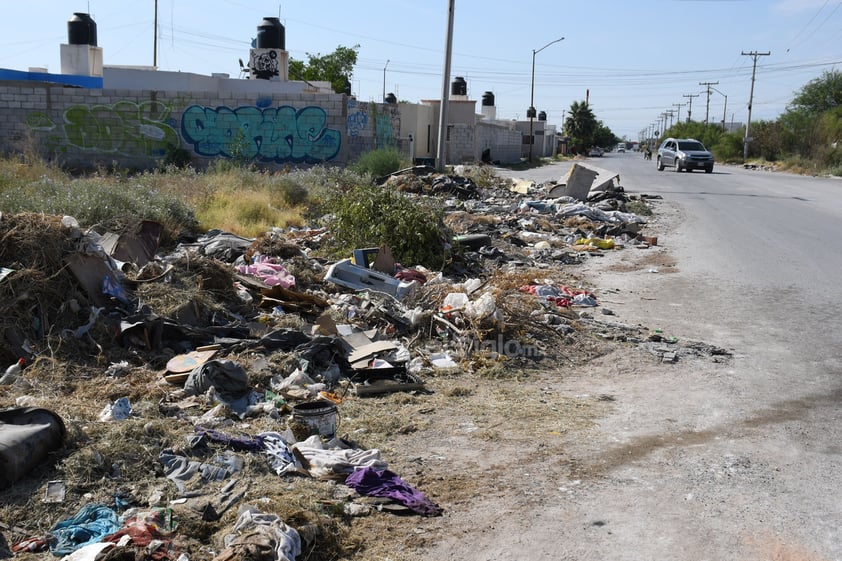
xmin=68 ymin=13 xmax=97 ymax=46
xmin=481 ymin=91 xmax=495 ymax=107
xmin=451 ymin=76 xmax=467 ymax=96
xmin=538 ymin=111 xmax=547 ymax=121
xmin=256 ymin=17 xmax=285 ymax=50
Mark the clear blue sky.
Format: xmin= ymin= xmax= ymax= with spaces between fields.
xmin=2 ymin=0 xmax=840 ymax=140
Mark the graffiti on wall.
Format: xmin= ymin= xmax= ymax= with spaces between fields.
xmin=26 ymin=100 xmax=180 ymax=157
xmin=180 ymin=104 xmax=341 ymax=163
xmin=374 ymin=106 xmax=398 ymax=149
xmin=346 ymin=100 xmax=368 ymax=137
xmin=346 ymin=99 xmax=398 ymax=149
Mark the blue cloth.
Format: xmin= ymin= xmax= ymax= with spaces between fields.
xmin=48 ymin=504 xmax=120 ymax=556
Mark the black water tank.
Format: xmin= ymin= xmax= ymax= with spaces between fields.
xmin=385 ymin=93 xmax=397 ymax=104
xmin=481 ymin=91 xmax=495 ymax=107
xmin=256 ymin=17 xmax=285 ymax=49
xmin=538 ymin=111 xmax=547 ymax=121
xmin=451 ymin=76 xmax=467 ymax=96
xmin=526 ymin=106 xmax=537 ymax=119
xmin=68 ymin=13 xmax=97 ymax=46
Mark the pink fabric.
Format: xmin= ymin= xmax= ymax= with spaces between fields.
xmin=236 ymin=256 xmax=295 ymax=288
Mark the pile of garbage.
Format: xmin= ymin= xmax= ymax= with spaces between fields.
xmin=0 ymin=163 xmax=721 ymax=560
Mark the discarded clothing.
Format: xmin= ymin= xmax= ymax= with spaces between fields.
xmin=257 ymin=329 xmax=311 ymax=352
xmin=103 ymin=508 xmax=175 ymax=548
xmin=48 ymin=504 xmax=120 ymax=556
xmin=556 ymin=202 xmax=645 ymax=224
xmin=214 ymin=508 xmax=301 ymax=561
xmin=183 ymin=360 xmax=251 ymax=413
xmin=194 ymin=427 xmax=266 ymax=452
xmin=292 ymin=435 xmax=387 ymax=480
xmin=235 ymin=256 xmax=295 ymax=288
xmin=394 ymin=267 xmax=427 ymax=284
xmin=520 ymin=284 xmax=597 ymax=308
xmin=159 ymin=449 xmax=244 ymax=494
xmin=258 ymin=431 xmax=300 ymax=476
xmin=345 ymin=467 xmax=442 ymax=516
xmin=196 ymin=230 xmax=254 ymax=262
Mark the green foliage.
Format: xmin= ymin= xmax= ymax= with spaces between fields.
xmin=592 ymin=121 xmax=619 ymax=149
xmin=663 ymin=121 xmax=724 ymax=149
xmin=269 ymin=176 xmax=309 ymax=207
xmin=712 ymin=132 xmax=744 ymax=162
xmin=162 ymin=143 xmax=192 ymax=169
xmin=288 ymin=45 xmax=359 ymax=94
xmin=749 ymin=120 xmax=785 ymax=161
xmin=564 ymin=101 xmax=597 ymax=152
xmin=790 ymin=70 xmax=842 ymax=114
xmin=0 ymin=173 xmax=197 ymax=242
xmin=349 ymin=148 xmax=406 ymax=178
xmin=322 ymin=183 xmax=450 ymax=269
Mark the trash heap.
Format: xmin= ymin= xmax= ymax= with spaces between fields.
xmin=0 ymin=163 xmax=727 ymax=560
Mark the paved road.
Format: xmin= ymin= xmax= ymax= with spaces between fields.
xmin=489 ymin=154 xmax=842 ymax=560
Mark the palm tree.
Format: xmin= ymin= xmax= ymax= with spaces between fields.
xmin=564 ymin=101 xmax=597 ymax=154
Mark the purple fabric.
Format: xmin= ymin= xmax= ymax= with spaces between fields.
xmin=344 ymin=467 xmax=442 ymax=516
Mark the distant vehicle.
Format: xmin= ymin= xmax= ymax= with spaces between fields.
xmin=616 ymin=144 xmax=626 ymax=153
xmin=656 ymin=137 xmax=714 ymax=173
xmin=587 ymin=147 xmax=603 ymax=157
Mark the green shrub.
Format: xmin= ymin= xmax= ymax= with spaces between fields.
xmin=712 ymin=132 xmax=744 ymax=162
xmin=269 ymin=176 xmax=309 ymax=207
xmin=349 ymin=148 xmax=406 ymax=178
xmin=162 ymin=143 xmax=192 ymax=169
xmin=322 ymin=183 xmax=450 ymax=269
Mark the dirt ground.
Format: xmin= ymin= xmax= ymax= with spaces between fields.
xmin=332 ymin=199 xmax=741 ymax=560
xmin=0 ymin=182 xmax=743 ymax=561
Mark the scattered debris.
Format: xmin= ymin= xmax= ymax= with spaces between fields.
xmin=0 ymin=163 xmax=730 ymax=560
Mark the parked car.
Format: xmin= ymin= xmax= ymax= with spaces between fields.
xmin=587 ymin=147 xmax=603 ymax=157
xmin=656 ymin=138 xmax=714 ymax=173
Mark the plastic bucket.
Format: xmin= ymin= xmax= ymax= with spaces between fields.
xmin=292 ymin=401 xmax=339 ymax=438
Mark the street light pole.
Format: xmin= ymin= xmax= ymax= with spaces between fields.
xmin=529 ymin=36 xmax=564 ymax=162
xmin=709 ymin=86 xmax=727 ymax=131
xmin=382 ymin=59 xmax=390 ymax=102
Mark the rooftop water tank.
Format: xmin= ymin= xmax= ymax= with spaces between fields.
xmin=538 ymin=111 xmax=547 ymax=121
xmin=385 ymin=93 xmax=397 ymax=104
xmin=451 ymin=76 xmax=467 ymax=96
xmin=68 ymin=13 xmax=97 ymax=46
xmin=256 ymin=17 xmax=285 ymax=50
xmin=481 ymin=91 xmax=495 ymax=107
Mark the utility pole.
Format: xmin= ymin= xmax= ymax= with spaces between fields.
xmin=382 ymin=59 xmax=389 ymax=102
xmin=153 ymin=0 xmax=158 ymax=68
xmin=665 ymin=109 xmax=675 ymax=130
xmin=682 ymin=93 xmax=699 ymax=123
xmin=699 ymin=81 xmax=719 ymax=125
xmin=672 ymin=103 xmax=684 ymax=125
xmin=741 ymin=50 xmax=770 ymax=160
xmin=435 ymin=0 xmax=455 ymax=171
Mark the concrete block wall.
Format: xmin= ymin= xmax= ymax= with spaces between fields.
xmin=476 ymin=121 xmax=522 ymax=165
xmin=0 ymin=81 xmax=395 ymax=170
xmin=446 ymin=124 xmax=475 ymax=164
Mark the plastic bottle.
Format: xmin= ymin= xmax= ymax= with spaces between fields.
xmin=0 ymin=358 xmax=25 ymax=385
